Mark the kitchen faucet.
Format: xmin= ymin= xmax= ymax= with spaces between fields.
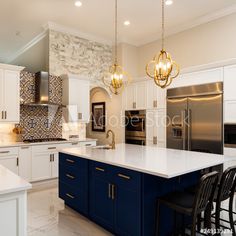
xmin=106 ymin=130 xmax=115 ymax=149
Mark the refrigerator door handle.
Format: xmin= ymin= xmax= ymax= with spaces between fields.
xmin=182 ymin=110 xmax=186 ymax=150
xmin=188 ymin=109 xmax=192 ymax=151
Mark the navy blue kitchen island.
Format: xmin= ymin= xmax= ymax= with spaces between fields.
xmin=58 ymin=144 xmax=225 ymax=236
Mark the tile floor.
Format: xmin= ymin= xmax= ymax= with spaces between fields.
xmin=27 ymin=187 xmax=235 ymax=236
xmin=27 ymin=187 xmax=112 ymax=236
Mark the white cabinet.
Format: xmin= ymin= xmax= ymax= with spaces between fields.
xmin=62 ymin=74 xmax=90 ymax=123
xmin=224 ymin=101 xmax=236 ymax=123
xmin=146 ymin=109 xmax=166 ymax=147
xmin=51 ymin=152 xmax=59 ymax=178
xmin=224 ymin=65 xmax=236 ymax=101
xmin=0 ymin=64 xmax=24 ymax=123
xmin=32 ymin=152 xmax=51 ymax=181
xmin=18 ymin=146 xmax=32 ymax=181
xmin=0 ymin=147 xmax=18 ymax=174
xmin=147 ymin=80 xmax=166 ymax=109
xmin=123 ymin=81 xmax=147 ymax=110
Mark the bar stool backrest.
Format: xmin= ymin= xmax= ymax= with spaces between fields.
xmin=193 ymin=171 xmax=219 ymax=215
xmin=217 ymin=166 xmax=236 ymax=202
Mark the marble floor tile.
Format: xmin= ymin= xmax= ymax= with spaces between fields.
xmin=27 ymin=187 xmax=112 ymax=236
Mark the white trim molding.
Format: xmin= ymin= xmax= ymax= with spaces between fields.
xmin=6 ymin=29 xmax=48 ymax=63
xmin=44 ymin=21 xmax=112 ymax=46
xmin=0 ymin=63 xmax=25 ymax=72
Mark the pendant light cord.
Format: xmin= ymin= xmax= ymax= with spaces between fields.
xmin=115 ymin=0 xmax=118 ymax=64
xmin=161 ymin=0 xmax=165 ymax=51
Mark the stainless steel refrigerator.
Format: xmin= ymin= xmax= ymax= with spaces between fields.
xmin=167 ymin=82 xmax=223 ymax=154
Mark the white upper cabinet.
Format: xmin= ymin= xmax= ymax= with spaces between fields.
xmin=224 ymin=65 xmax=236 ymax=101
xmin=147 ymin=80 xmax=166 ymax=109
xmin=123 ymin=81 xmax=147 ymax=110
xmin=0 ymin=64 xmax=24 ymax=123
xmin=62 ymin=74 xmax=90 ymax=123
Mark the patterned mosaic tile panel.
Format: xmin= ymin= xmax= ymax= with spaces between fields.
xmin=20 ymin=71 xmax=62 ymax=140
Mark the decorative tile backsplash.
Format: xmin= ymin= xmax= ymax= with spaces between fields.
xmin=20 ymin=71 xmax=63 ymax=140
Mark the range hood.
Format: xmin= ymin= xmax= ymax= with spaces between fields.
xmin=23 ymin=71 xmax=63 ymax=107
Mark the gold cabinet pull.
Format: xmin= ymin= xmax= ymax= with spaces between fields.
xmin=66 ymin=174 xmax=75 ymax=179
xmin=108 ymin=183 xmax=112 ymax=199
xmin=111 ymin=184 xmax=115 ymax=200
xmin=118 ymin=173 xmax=131 ymax=180
xmin=95 ymin=167 xmax=105 ymax=172
xmin=153 ymin=136 xmax=158 ymax=145
xmin=153 ymin=100 xmax=157 ymax=108
xmin=21 ymin=146 xmax=30 ymax=149
xmin=66 ymin=193 xmax=75 ymax=199
xmin=66 ymin=159 xmax=75 ymax=164
xmin=5 ymin=111 xmax=7 ymax=120
xmin=1 ymin=111 xmax=3 ymax=119
xmin=85 ymin=144 xmax=92 ymax=146
xmin=72 ymin=142 xmax=79 ymax=145
xmin=48 ymin=147 xmax=56 ymax=150
xmin=16 ymin=157 xmax=19 ymax=167
xmin=0 ymin=151 xmax=10 ymax=154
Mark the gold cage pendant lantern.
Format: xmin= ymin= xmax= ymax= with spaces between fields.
xmin=146 ymin=0 xmax=179 ymax=88
xmin=102 ymin=0 xmax=132 ymax=95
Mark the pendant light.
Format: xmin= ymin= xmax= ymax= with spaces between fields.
xmin=146 ymin=0 xmax=179 ymax=88
xmin=103 ymin=0 xmax=132 ymax=95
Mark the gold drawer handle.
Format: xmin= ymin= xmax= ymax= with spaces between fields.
xmin=66 ymin=159 xmax=75 ymax=164
xmin=48 ymin=147 xmax=57 ymax=150
xmin=72 ymin=142 xmax=79 ymax=145
xmin=66 ymin=174 xmax=75 ymax=179
xmin=21 ymin=146 xmax=30 ymax=149
xmin=118 ymin=173 xmax=131 ymax=180
xmin=0 ymin=151 xmax=10 ymax=154
xmin=66 ymin=193 xmax=75 ymax=199
xmin=95 ymin=167 xmax=105 ymax=172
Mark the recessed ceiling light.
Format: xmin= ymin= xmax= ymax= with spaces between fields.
xmin=165 ymin=0 xmax=173 ymax=6
xmin=124 ymin=21 xmax=130 ymax=26
xmin=75 ymin=1 xmax=82 ymax=7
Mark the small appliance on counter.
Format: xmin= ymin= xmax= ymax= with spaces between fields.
xmin=224 ymin=124 xmax=236 ymax=148
xmin=125 ymin=110 xmax=146 ymax=145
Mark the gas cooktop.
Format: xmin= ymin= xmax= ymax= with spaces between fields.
xmin=23 ymin=138 xmax=67 ymax=143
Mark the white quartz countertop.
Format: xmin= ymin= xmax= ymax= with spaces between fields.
xmin=0 ymin=165 xmax=31 ymax=195
xmin=60 ymin=143 xmax=226 ymax=178
xmin=0 ymin=138 xmax=97 ymax=148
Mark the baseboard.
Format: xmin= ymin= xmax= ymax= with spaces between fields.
xmin=29 ymin=178 xmax=58 ymax=192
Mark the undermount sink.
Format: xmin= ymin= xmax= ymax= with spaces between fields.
xmin=92 ymin=145 xmax=112 ymax=150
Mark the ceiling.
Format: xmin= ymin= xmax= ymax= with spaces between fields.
xmin=1 ymin=0 xmax=236 ymax=62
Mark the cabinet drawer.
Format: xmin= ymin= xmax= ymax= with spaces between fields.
xmin=59 ymin=181 xmax=88 ymax=215
xmin=113 ymin=167 xmax=141 ymax=190
xmin=59 ymin=153 xmax=88 ymax=170
xmin=0 ymin=147 xmax=18 ymax=157
xmin=90 ymin=161 xmax=111 ymax=179
xmin=59 ymin=165 xmax=87 ymax=189
xmin=32 ymin=144 xmax=68 ymax=153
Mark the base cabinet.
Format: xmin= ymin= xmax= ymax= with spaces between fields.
xmin=59 ymin=154 xmax=141 ymax=236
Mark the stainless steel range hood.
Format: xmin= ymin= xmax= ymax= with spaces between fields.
xmin=23 ymin=71 xmax=63 ymax=107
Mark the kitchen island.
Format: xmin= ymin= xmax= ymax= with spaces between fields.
xmin=59 ymin=144 xmax=225 ymax=236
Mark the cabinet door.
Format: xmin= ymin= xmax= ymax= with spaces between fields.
xmin=155 ymin=109 xmax=166 ymax=147
xmin=224 ymin=101 xmax=236 ymax=123
xmin=0 ymin=69 xmax=4 ymax=121
xmin=224 ymin=65 xmax=236 ymax=101
xmin=136 ymin=82 xmax=147 ymax=109
xmin=31 ymin=153 xmax=51 ymax=181
xmin=3 ymin=70 xmax=20 ymax=123
xmin=0 ymin=156 xmax=18 ymax=174
xmin=18 ymin=146 xmax=32 ymax=181
xmin=126 ymin=85 xmax=136 ymax=110
xmin=90 ymin=176 xmax=114 ymax=230
xmin=51 ymin=152 xmax=58 ymax=178
xmin=115 ymin=186 xmax=141 ymax=236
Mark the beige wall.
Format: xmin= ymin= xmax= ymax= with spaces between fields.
xmin=87 ymin=87 xmax=123 ymax=145
xmin=138 ymin=13 xmax=236 ymax=77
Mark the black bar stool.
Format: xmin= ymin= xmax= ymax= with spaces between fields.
xmin=156 ymin=171 xmax=219 ymax=236
xmin=212 ymin=166 xmax=236 ymax=235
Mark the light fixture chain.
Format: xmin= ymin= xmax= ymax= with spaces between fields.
xmin=161 ymin=0 xmax=165 ymax=50
xmin=115 ymin=0 xmax=118 ymax=64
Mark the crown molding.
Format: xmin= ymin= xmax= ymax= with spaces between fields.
xmin=6 ymin=29 xmax=48 ymax=63
xmin=44 ymin=21 xmax=113 ymax=46
xmin=138 ymin=4 xmax=236 ymax=47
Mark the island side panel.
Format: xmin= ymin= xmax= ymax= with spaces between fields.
xmin=142 ymin=171 xmax=200 ymax=236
